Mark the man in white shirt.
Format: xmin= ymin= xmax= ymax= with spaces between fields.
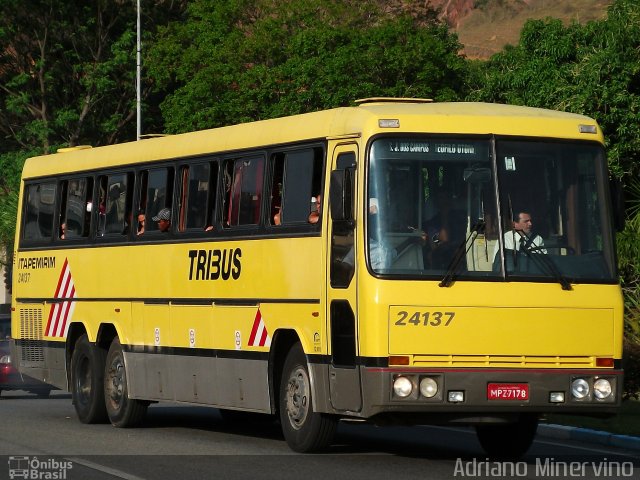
xmin=493 ymin=211 xmax=546 ymax=261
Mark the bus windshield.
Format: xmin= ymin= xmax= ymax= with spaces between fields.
xmin=367 ymin=136 xmax=616 ymax=283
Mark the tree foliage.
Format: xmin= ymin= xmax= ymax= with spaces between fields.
xmin=0 ymin=0 xmax=184 ymax=155
xmin=148 ymin=0 xmax=469 ymax=132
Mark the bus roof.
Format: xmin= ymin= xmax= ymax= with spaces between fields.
xmin=21 ymin=101 xmax=602 ymax=180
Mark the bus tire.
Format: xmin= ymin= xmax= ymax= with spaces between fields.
xmin=475 ymin=414 xmax=538 ymax=458
xmin=279 ymin=343 xmax=336 ymax=452
xmin=104 ymin=337 xmax=148 ymax=428
xmin=70 ymin=334 xmax=108 ymax=423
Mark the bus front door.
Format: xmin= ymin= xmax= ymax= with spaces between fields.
xmin=326 ymin=145 xmax=362 ymax=412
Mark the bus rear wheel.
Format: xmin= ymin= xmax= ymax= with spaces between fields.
xmin=475 ymin=414 xmax=538 ymax=458
xmin=279 ymin=344 xmax=336 ymax=452
xmin=70 ymin=334 xmax=108 ymax=423
xmin=104 ymin=337 xmax=148 ymax=427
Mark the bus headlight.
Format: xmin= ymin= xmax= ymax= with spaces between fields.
xmin=393 ymin=376 xmax=413 ymax=398
xmin=593 ymin=379 xmax=612 ymax=400
xmin=571 ymin=378 xmax=590 ymax=399
xmin=419 ymin=377 xmax=438 ymax=398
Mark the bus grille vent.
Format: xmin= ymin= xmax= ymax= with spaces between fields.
xmin=412 ymin=354 xmax=595 ymax=368
xmin=19 ymin=308 xmax=44 ymax=363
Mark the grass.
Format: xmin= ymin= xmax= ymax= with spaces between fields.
xmin=543 ymin=399 xmax=640 ymax=437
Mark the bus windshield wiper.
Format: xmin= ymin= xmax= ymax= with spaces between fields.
xmin=519 ymin=242 xmax=573 ymax=291
xmin=439 ymin=220 xmax=485 ymax=288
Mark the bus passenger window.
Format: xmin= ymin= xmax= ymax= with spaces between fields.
xmin=269 ymin=147 xmax=324 ymax=226
xmin=22 ymin=183 xmax=57 ymax=242
xmin=143 ymin=167 xmax=174 ymax=233
xmin=223 ymin=156 xmax=264 ymax=227
xmin=97 ymin=173 xmax=132 ymax=236
xmin=177 ymin=163 xmax=215 ymax=232
xmin=64 ymin=178 xmax=93 ymax=239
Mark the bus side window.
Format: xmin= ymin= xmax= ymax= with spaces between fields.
xmin=223 ymin=156 xmax=264 ymax=227
xmin=270 ymin=147 xmax=323 ymax=226
xmin=144 ymin=167 xmax=174 ymax=233
xmin=22 ymin=182 xmax=57 ymax=243
xmin=97 ymin=173 xmax=133 ymax=236
xmin=177 ymin=162 xmax=214 ymax=232
xmin=64 ymin=177 xmax=93 ymax=239
xmin=292 ymin=148 xmax=322 ymax=224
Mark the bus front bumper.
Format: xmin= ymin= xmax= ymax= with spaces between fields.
xmin=348 ymin=366 xmax=622 ymax=420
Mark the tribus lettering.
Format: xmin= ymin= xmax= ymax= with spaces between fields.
xmin=188 ymin=249 xmax=242 ymax=280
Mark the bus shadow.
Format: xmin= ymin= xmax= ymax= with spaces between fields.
xmin=143 ymin=405 xmax=285 ymax=441
xmin=138 ymin=405 xmax=640 ymax=464
xmin=141 ymin=404 xmax=472 ymax=458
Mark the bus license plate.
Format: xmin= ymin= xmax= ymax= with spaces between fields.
xmin=487 ymin=383 xmax=529 ymax=400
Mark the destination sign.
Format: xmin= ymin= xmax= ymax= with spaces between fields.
xmin=379 ymin=138 xmax=486 ymax=160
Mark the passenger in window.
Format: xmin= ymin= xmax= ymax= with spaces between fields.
xmin=273 ymin=206 xmax=281 ymax=226
xmin=493 ymin=210 xmax=546 ymax=260
xmin=152 ymin=208 xmax=172 ymax=232
xmin=60 ymin=222 xmax=66 ymax=240
xmin=136 ymin=211 xmax=146 ymax=236
xmin=308 ymin=195 xmax=321 ymax=224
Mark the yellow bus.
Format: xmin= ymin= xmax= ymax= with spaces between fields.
xmin=11 ymin=99 xmax=624 ymax=456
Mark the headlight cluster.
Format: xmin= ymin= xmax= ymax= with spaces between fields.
xmin=570 ymin=377 xmax=615 ymax=402
xmin=0 ymin=354 xmax=10 ymax=364
xmin=392 ymin=375 xmax=442 ymax=401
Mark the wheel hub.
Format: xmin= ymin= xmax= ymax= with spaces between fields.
xmin=286 ymin=367 xmax=310 ymax=429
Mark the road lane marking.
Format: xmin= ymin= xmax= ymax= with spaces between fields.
xmin=67 ymin=457 xmax=147 ymax=480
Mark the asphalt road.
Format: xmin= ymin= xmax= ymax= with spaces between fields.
xmin=0 ymin=390 xmax=638 ymax=480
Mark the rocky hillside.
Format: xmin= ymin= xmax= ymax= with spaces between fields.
xmin=425 ymin=0 xmax=614 ymax=58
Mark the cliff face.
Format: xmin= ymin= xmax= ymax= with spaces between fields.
xmin=423 ymin=0 xmax=612 ymax=58
xmin=426 ymin=0 xmax=476 ymax=27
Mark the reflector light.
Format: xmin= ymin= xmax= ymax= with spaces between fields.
xmin=379 ymin=119 xmax=400 ymax=128
xmin=596 ymin=357 xmax=614 ymax=368
xmin=578 ymin=124 xmax=597 ymax=134
xmin=389 ymin=355 xmax=410 ymax=366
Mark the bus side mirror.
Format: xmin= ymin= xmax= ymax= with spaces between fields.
xmin=610 ymin=177 xmax=625 ymax=232
xmin=329 ymin=169 xmax=352 ymax=221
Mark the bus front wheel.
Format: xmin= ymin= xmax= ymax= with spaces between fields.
xmin=104 ymin=337 xmax=148 ymax=427
xmin=70 ymin=334 xmax=108 ymax=423
xmin=279 ymin=344 xmax=337 ymax=452
xmin=475 ymin=414 xmax=538 ymax=458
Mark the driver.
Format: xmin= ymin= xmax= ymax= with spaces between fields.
xmin=494 ymin=210 xmax=546 ymax=260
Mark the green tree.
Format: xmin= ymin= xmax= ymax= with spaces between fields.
xmin=0 ymin=0 xmax=185 ymax=153
xmin=148 ymin=0 xmax=469 ymax=133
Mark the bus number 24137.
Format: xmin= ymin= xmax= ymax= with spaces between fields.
xmin=395 ymin=311 xmax=455 ymax=327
